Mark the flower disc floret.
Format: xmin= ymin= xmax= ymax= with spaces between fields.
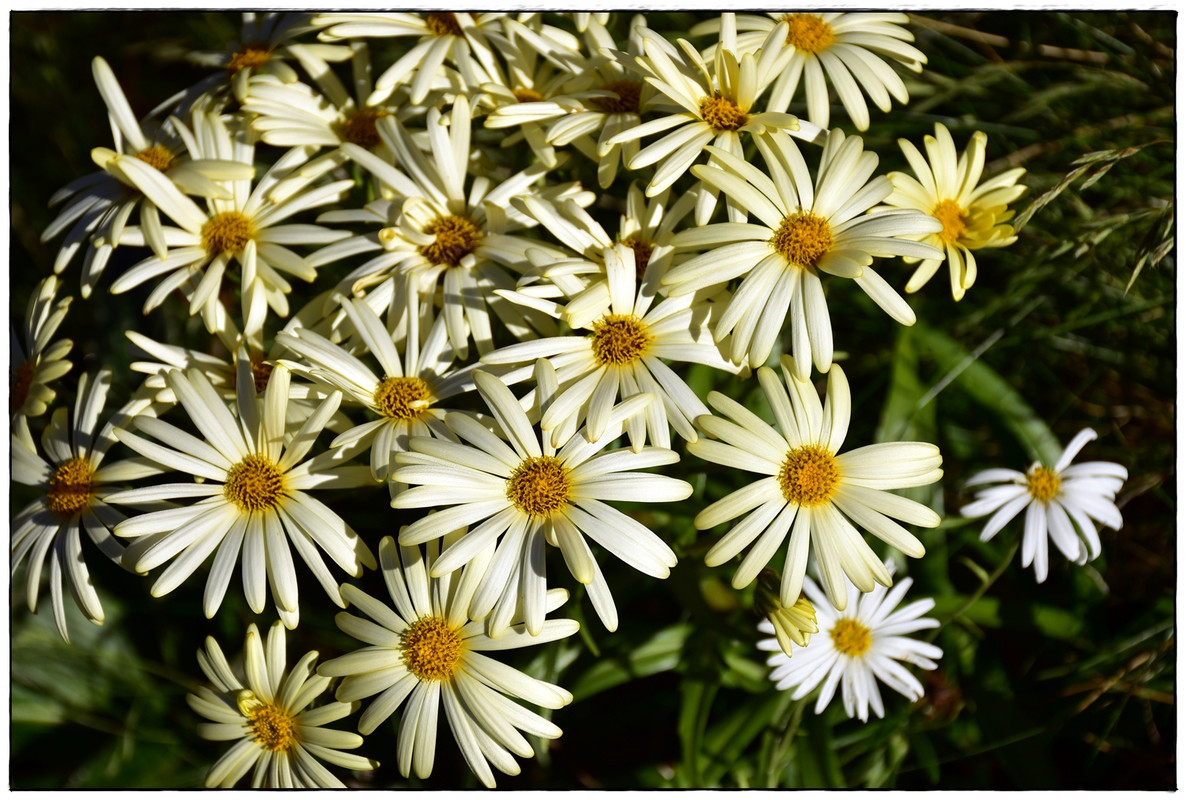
xmin=401 ymin=616 xmax=463 ymax=681
xmin=341 ymin=108 xmax=389 ymax=149
xmin=224 ymin=454 xmax=286 ymax=512
xmin=772 ymin=212 xmax=834 ymax=269
xmin=426 ymin=12 xmax=462 ymax=37
xmin=12 ymin=361 xmax=35 ymax=414
xmin=831 ymin=618 xmax=872 ymax=656
xmin=373 ymin=376 xmax=431 ymax=420
xmin=420 ymin=215 xmax=482 ymax=267
xmin=513 ymin=88 xmax=544 ymax=103
xmin=783 ymin=13 xmax=836 ymax=53
xmin=202 ymin=211 xmax=256 ymax=257
xmin=237 ymin=691 xmax=298 ymax=753
xmin=592 ymin=80 xmax=643 ymax=114
xmin=590 ymin=314 xmax=652 ymax=365
xmin=1026 ymin=465 xmax=1062 ymax=502
xmin=778 ymin=445 xmax=839 ymax=506
xmin=622 ymin=237 xmax=654 ymax=281
xmin=133 ymin=145 xmax=177 ymax=172
xmin=932 ymin=199 xmax=967 ymax=244
xmin=227 ymin=44 xmax=270 ymax=75
xmin=46 ymin=457 xmax=97 ymax=519
xmin=506 ymin=456 xmax=572 ymax=517
xmin=700 ymin=94 xmax=749 ymax=132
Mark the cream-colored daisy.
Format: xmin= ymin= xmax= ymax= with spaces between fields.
xmin=104 ymin=111 xmax=353 ymax=336
xmin=665 ymin=129 xmax=942 ymax=377
xmin=11 ymin=276 xmax=73 ymax=421
xmin=276 ymin=297 xmax=476 ymax=499
xmin=754 ymin=568 xmax=818 ymax=657
xmin=328 ymin=95 xmax=576 ymax=357
xmin=317 ymin=535 xmax=577 ymax=787
xmin=884 ymin=123 xmax=1027 ymax=300
xmin=42 ymin=58 xmax=254 ymax=297
xmin=391 ymin=365 xmax=688 ymax=635
xmin=700 ymin=13 xmax=927 ymax=131
xmin=189 ymin=620 xmax=377 ymax=788
xmin=760 ymin=565 xmax=942 ymax=722
xmin=10 ymin=370 xmax=160 ymax=641
xmin=688 ymin=356 xmax=942 ymax=610
xmin=103 ymin=365 xmax=377 ymax=628
xmin=606 ymin=23 xmax=811 ymax=222
xmin=961 ymin=428 xmax=1127 ymax=583
xmin=483 ymin=243 xmax=737 ymax=451
xmin=313 ymin=12 xmax=507 ymax=105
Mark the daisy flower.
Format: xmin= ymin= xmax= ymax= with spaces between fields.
xmin=884 ymin=123 xmax=1027 ymax=300
xmin=104 ymin=111 xmax=353 ymax=336
xmin=391 ymin=365 xmax=688 ymax=635
xmin=276 ymin=297 xmax=475 ymax=498
xmin=606 ymin=23 xmax=811 ymax=221
xmin=313 ymin=12 xmax=506 ymax=106
xmin=11 ymin=370 xmax=161 ymax=641
xmin=42 ymin=58 xmax=254 ymax=297
xmin=331 ymin=95 xmax=573 ymax=357
xmin=700 ymin=13 xmax=927 ymax=131
xmin=665 ymin=129 xmax=942 ymax=376
xmin=759 ymin=566 xmax=943 ymax=722
xmin=317 ymin=535 xmax=578 ymax=787
xmin=688 ymin=356 xmax=942 ymax=610
xmin=12 ymin=276 xmax=73 ymax=421
xmin=104 ymin=365 xmax=377 ymax=628
xmin=189 ymin=620 xmax=377 ymax=788
xmin=960 ymin=428 xmax=1127 ymax=583
xmin=483 ymin=242 xmax=737 ymax=451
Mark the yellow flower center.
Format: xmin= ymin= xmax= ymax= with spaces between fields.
xmin=373 ymin=376 xmax=432 ymax=420
xmin=592 ymin=80 xmax=642 ymax=114
xmin=590 ymin=314 xmax=652 ymax=366
xmin=46 ymin=457 xmax=97 ymax=519
xmin=420 ymin=215 xmax=482 ymax=267
xmin=831 ymin=617 xmax=872 ymax=656
xmin=621 ymin=237 xmax=654 ymax=282
xmin=401 ymin=616 xmax=464 ymax=681
xmin=699 ymin=94 xmax=749 ymax=132
xmin=202 ymin=211 xmax=256 ymax=257
xmin=341 ymin=108 xmax=389 ymax=149
xmin=250 ymin=358 xmax=274 ymax=394
xmin=771 ymin=212 xmax=834 ymax=270
xmin=782 ymin=14 xmax=836 ymax=53
xmin=227 ymin=43 xmax=271 ymax=76
xmin=513 ymin=88 xmax=543 ymax=103
xmin=932 ymin=199 xmax=967 ymax=245
xmin=426 ymin=12 xmax=462 ymax=37
xmin=778 ymin=445 xmax=839 ymax=506
xmin=237 ymin=690 xmax=298 ymax=752
xmin=224 ymin=455 xmax=286 ymax=512
xmin=507 ymin=456 xmax=571 ymax=518
xmin=1026 ymin=466 xmax=1062 ymax=503
xmin=12 ymin=360 xmax=35 ymax=414
xmin=133 ymin=145 xmax=177 ymax=173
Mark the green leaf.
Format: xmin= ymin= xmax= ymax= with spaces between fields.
xmin=569 ymin=623 xmax=691 ymax=702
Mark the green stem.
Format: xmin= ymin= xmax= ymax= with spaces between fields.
xmin=931 ymin=541 xmax=1020 ymax=637
xmin=763 ymin=696 xmax=806 ymax=788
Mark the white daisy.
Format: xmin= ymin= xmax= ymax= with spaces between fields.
xmin=276 ymin=297 xmax=475 ymax=498
xmin=103 ymin=365 xmax=377 ymax=628
xmin=483 ymin=242 xmax=737 ymax=451
xmin=104 ymin=110 xmax=353 ymax=337
xmin=313 ymin=12 xmax=507 ymax=106
xmin=960 ymin=428 xmax=1127 ymax=583
xmin=606 ymin=23 xmax=810 ymax=222
xmin=10 ymin=370 xmax=160 ymax=641
xmin=760 ymin=566 xmax=943 ymax=722
xmin=391 ymin=364 xmax=688 ymax=635
xmin=665 ymin=129 xmax=942 ymax=376
xmin=189 ymin=620 xmax=378 ymax=788
xmin=11 ymin=276 xmax=73 ymax=421
xmin=328 ymin=95 xmax=575 ymax=357
xmin=688 ymin=356 xmax=942 ymax=610
xmin=884 ymin=123 xmax=1027 ymax=300
xmin=701 ymin=13 xmax=927 ymax=131
xmin=317 ymin=535 xmax=578 ymax=787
